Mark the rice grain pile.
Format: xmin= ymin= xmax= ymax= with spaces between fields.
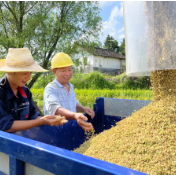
xmin=74 ymin=2 xmax=176 ymax=174
xmin=74 ymin=77 xmax=176 ymax=174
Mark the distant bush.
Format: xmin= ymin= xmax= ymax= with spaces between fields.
xmin=32 ymin=71 xmax=115 ymax=90
xmin=70 ymin=71 xmax=115 ymax=89
xmin=106 ymin=73 xmax=151 ymax=90
xmin=32 ymin=73 xmax=55 ymax=89
xmin=116 ymin=76 xmax=151 ymax=90
xmin=31 ymin=71 xmax=151 ymax=90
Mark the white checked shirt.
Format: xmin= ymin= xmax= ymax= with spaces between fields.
xmin=44 ymin=78 xmax=79 ymax=115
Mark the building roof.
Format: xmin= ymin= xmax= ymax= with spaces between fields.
xmin=93 ymin=47 xmax=125 ymax=59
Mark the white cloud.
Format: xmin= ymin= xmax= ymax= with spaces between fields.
xmin=100 ymin=3 xmax=124 ymax=44
xmin=118 ymin=27 xmax=124 ymax=33
xmin=119 ymin=34 xmax=125 ymax=39
xmin=118 ymin=34 xmax=125 ymax=40
xmin=109 ymin=4 xmax=123 ymax=19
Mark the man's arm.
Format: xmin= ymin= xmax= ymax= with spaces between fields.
xmin=44 ymin=85 xmax=93 ymax=131
xmin=5 ymin=118 xmax=44 ymax=132
xmin=76 ymin=103 xmax=86 ymax=113
xmin=55 ymin=107 xmax=93 ymax=131
xmin=55 ymin=107 xmax=79 ymax=120
xmin=76 ymin=103 xmax=95 ymax=119
xmin=5 ymin=115 xmax=67 ymax=133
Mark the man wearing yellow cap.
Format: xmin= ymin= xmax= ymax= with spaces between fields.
xmin=0 ymin=48 xmax=67 ymax=132
xmin=44 ymin=52 xmax=95 ymax=131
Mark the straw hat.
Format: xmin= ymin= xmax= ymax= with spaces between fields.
xmin=0 ymin=48 xmax=48 ymax=72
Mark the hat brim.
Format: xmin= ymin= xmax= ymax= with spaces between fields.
xmin=51 ymin=63 xmax=74 ymax=69
xmin=0 ymin=60 xmax=48 ymax=72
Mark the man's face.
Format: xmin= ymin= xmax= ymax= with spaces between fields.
xmin=7 ymin=72 xmax=32 ymax=87
xmin=53 ymin=66 xmax=73 ymax=85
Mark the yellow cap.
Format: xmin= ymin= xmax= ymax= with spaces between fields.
xmin=51 ymin=52 xmax=74 ymax=69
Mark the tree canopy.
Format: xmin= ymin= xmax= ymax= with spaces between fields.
xmin=104 ymin=35 xmax=119 ymax=52
xmin=0 ymin=1 xmax=102 ymax=88
xmin=119 ymin=38 xmax=125 ymax=56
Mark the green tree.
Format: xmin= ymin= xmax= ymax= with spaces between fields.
xmin=119 ymin=38 xmax=125 ymax=56
xmin=0 ymin=1 xmax=102 ymax=88
xmin=104 ymin=35 xmax=119 ymax=52
xmin=96 ymin=41 xmax=103 ymax=48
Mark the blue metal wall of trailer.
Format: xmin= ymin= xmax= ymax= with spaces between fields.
xmin=0 ymin=98 xmax=150 ymax=175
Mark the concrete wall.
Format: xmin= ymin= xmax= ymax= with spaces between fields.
xmin=25 ymin=163 xmax=54 ymax=175
xmin=0 ymin=152 xmax=54 ymax=175
xmin=92 ymin=56 xmax=125 ymax=75
xmin=122 ymin=59 xmax=126 ymax=66
xmin=93 ymin=56 xmax=121 ymax=69
xmin=93 ymin=67 xmax=121 ymax=76
xmin=83 ymin=55 xmax=94 ymax=73
xmin=73 ymin=51 xmax=126 ymax=75
xmin=0 ymin=152 xmax=9 ymax=175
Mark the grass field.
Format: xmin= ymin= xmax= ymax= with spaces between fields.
xmin=31 ymin=71 xmax=152 ymax=113
xmin=31 ymin=88 xmax=153 ymax=112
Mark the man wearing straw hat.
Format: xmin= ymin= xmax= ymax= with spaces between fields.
xmin=0 ymin=48 xmax=68 ymax=132
xmin=44 ymin=52 xmax=95 ymax=131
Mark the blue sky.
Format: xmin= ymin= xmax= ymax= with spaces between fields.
xmin=98 ymin=1 xmax=125 ymax=46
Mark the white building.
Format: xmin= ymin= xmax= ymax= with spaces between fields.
xmin=75 ymin=47 xmax=126 ymax=76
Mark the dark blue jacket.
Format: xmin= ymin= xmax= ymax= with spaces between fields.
xmin=0 ymin=77 xmax=40 ymax=131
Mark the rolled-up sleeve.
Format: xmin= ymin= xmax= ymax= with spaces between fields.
xmin=0 ymin=99 xmax=14 ymax=131
xmin=76 ymin=99 xmax=79 ymax=105
xmin=44 ymin=86 xmax=62 ymax=115
xmin=0 ymin=114 xmax=14 ymax=131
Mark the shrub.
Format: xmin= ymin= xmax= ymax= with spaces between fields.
xmin=30 ymin=71 xmax=151 ymax=90
xmin=119 ymin=76 xmax=151 ymax=89
xmin=32 ymin=73 xmax=55 ymax=89
xmin=70 ymin=71 xmax=115 ymax=89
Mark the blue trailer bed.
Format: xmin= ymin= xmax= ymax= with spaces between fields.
xmin=0 ymin=98 xmax=150 ymax=175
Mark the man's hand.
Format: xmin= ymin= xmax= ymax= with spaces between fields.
xmin=74 ymin=113 xmax=93 ymax=131
xmin=84 ymin=107 xmax=95 ymax=119
xmin=39 ymin=115 xmax=68 ymax=126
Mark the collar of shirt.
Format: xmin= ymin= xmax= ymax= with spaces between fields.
xmin=54 ymin=78 xmax=73 ymax=89
xmin=1 ymin=77 xmax=27 ymax=100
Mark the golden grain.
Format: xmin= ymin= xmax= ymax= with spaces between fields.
xmin=74 ymin=2 xmax=176 ymax=174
